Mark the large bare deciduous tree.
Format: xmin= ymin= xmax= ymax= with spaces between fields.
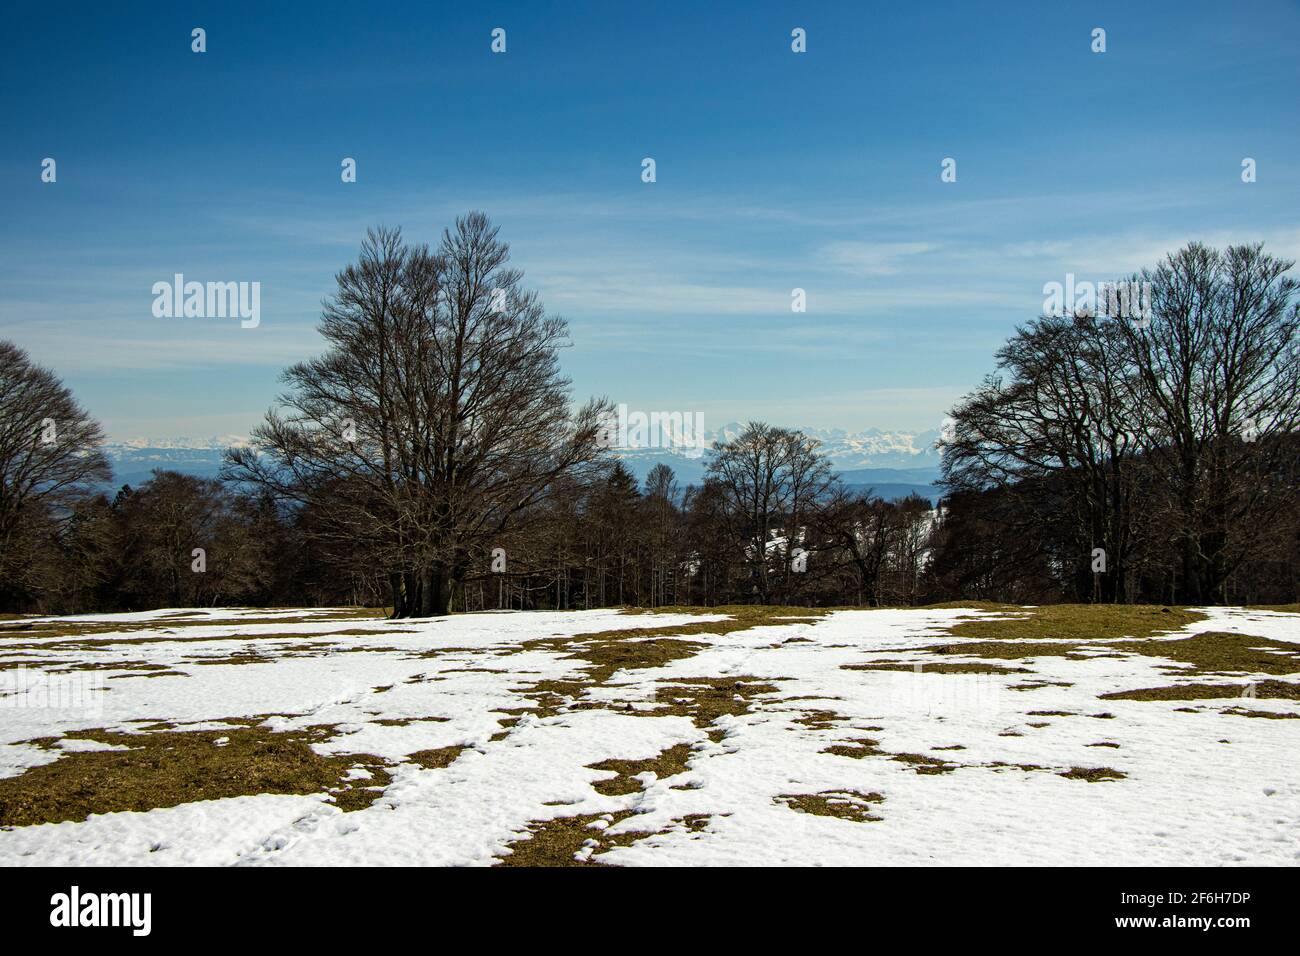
xmin=1118 ymin=243 xmax=1300 ymax=603
xmin=0 ymin=341 xmax=111 ymax=608
xmin=943 ymin=242 xmax=1299 ymax=604
xmin=225 ymin=213 xmax=610 ymax=617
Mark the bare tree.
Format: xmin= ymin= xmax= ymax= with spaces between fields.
xmin=1117 ymin=243 xmax=1300 ymax=603
xmin=0 ymin=341 xmax=111 ymax=609
xmin=813 ymin=485 xmax=894 ymax=605
xmin=707 ymin=422 xmax=834 ymax=603
xmin=644 ymin=463 xmax=680 ymax=606
xmin=942 ymin=313 xmax=1143 ymax=600
xmin=115 ymin=471 xmax=268 ymax=608
xmin=942 ymin=242 xmax=1300 ymax=605
xmin=226 ymin=214 xmax=610 ymax=616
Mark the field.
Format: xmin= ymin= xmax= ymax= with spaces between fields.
xmin=1 ymin=603 xmax=1297 ymax=866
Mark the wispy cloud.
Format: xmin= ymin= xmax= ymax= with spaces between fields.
xmin=822 ymin=241 xmax=939 ymax=276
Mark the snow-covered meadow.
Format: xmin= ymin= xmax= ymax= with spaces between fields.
xmin=1 ymin=604 xmax=1297 ymax=866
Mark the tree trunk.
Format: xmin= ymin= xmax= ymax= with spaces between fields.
xmin=389 ymin=572 xmax=406 ymax=618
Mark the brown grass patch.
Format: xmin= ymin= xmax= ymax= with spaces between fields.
xmin=844 ymin=661 xmax=1032 ymax=675
xmin=791 ymin=708 xmax=844 ymax=729
xmin=940 ymin=604 xmax=1204 ymax=642
xmin=822 ymin=737 xmax=958 ymax=774
xmin=408 ymin=745 xmax=469 ymax=769
xmin=1107 ymin=632 xmax=1300 ymax=676
xmin=650 ymin=677 xmax=786 ymax=735
xmin=1101 ymin=680 xmax=1300 ymax=702
xmin=0 ymin=723 xmax=391 ymax=826
xmin=0 ymin=608 xmax=392 ymax=647
xmin=777 ymin=790 xmax=883 ymax=822
xmin=928 ymin=641 xmax=1088 ymax=661
xmin=587 ymin=743 xmax=693 ymax=795
xmin=1058 ymin=766 xmax=1126 ymax=782
xmin=493 ymin=811 xmax=641 ymax=866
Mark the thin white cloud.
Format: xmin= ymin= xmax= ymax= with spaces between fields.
xmin=821 ymin=241 xmax=939 ymax=276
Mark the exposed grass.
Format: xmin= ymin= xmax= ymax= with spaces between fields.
xmin=622 ymin=604 xmax=827 ymax=627
xmin=573 ymin=638 xmax=708 ymax=684
xmin=1224 ymin=707 xmax=1300 ymax=719
xmin=1108 ymin=632 xmax=1300 ymax=676
xmin=777 ymin=790 xmax=883 ymax=823
xmin=370 ymin=716 xmax=449 ymax=727
xmin=929 ymin=641 xmax=1089 ymax=661
xmin=0 ymin=723 xmax=391 ymax=827
xmin=1058 ymin=766 xmax=1126 ymax=782
xmin=493 ymin=811 xmax=640 ymax=866
xmin=1 ymin=627 xmax=412 ymax=656
xmin=941 ymin=604 xmax=1205 ymax=642
xmin=407 ymin=745 xmax=469 ymax=770
xmin=491 ymin=808 xmax=718 ymax=866
xmin=923 ymin=612 xmax=1299 ymax=683
xmin=650 ymin=677 xmax=786 ymax=738
xmin=919 ymin=600 xmax=1023 ymax=611
xmin=587 ymin=743 xmax=693 ymax=795
xmin=1101 ymin=680 xmax=1300 ymax=702
xmin=509 ymin=678 xmax=595 ymax=718
xmin=791 ymin=708 xmax=845 ymax=730
xmin=822 ymin=737 xmax=959 ymax=774
xmin=844 ymin=661 xmax=1032 ymax=675
xmin=823 ymin=735 xmax=1129 ymax=783
xmin=0 ymin=608 xmax=391 ymax=644
xmin=499 ymin=606 xmax=817 ymax=718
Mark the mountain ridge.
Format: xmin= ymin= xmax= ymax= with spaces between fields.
xmin=102 ymin=425 xmax=946 ymax=500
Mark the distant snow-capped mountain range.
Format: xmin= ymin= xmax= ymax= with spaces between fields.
xmin=107 ymin=435 xmax=251 ymax=451
xmin=102 ymin=425 xmax=945 ymax=500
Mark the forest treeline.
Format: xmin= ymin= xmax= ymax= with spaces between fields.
xmin=1 ymin=217 xmax=1296 ymax=615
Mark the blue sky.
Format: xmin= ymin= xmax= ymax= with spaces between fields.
xmin=1 ymin=0 xmax=1297 ymax=441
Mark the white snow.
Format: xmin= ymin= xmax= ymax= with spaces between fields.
xmin=1 ymin=604 xmax=1296 ymax=866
